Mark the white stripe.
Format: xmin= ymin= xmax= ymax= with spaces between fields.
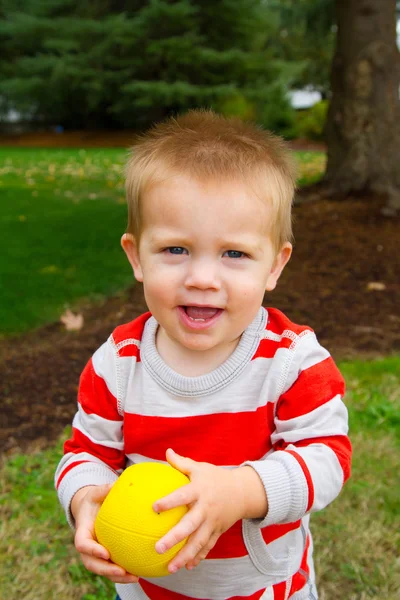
xmin=92 ymin=341 xmax=118 ymax=400
xmin=126 ymin=361 xmax=280 ymax=417
xmin=56 ymin=450 xmax=118 ymax=475
xmin=73 ymin=409 xmax=124 ymax=450
xmin=260 ymin=587 xmax=274 ymax=600
xmin=288 ymin=443 xmax=345 ymax=512
xmin=116 ymin=328 xmax=331 ymax=419
xmin=116 ymin=582 xmax=150 ymax=600
xmin=271 ymin=395 xmax=348 ymax=445
xmin=299 ymin=341 xmax=330 ymax=373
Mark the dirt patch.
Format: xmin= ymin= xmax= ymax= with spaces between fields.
xmin=0 ymin=130 xmax=325 ymax=151
xmin=1 ymin=191 xmax=400 ymax=456
xmin=0 ymin=129 xmax=140 ymax=148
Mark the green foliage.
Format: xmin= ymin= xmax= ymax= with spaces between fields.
xmin=216 ymin=93 xmax=256 ymax=121
xmin=295 ymin=150 xmax=326 ymax=186
xmin=268 ymin=0 xmax=336 ymax=96
xmin=293 ymin=100 xmax=329 ymax=140
xmin=0 ymin=0 xmax=301 ymax=132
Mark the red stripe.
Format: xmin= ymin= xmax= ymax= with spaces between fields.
xmin=272 ymin=580 xmax=286 ymax=600
xmin=293 ymin=435 xmax=352 ymax=483
xmin=56 ymin=460 xmax=88 ymax=488
xmin=118 ymin=344 xmax=141 ymax=359
xmin=79 ymin=359 xmax=122 ymax=421
xmin=261 ymin=520 xmax=301 ymax=545
xmin=124 ymin=403 xmax=274 ymax=465
xmin=277 ymin=357 xmax=345 ymax=421
xmin=266 ymin=307 xmax=313 ymax=337
xmin=285 ymin=450 xmax=314 ymax=511
xmin=112 ymin=312 xmax=151 ymax=346
xmin=252 ymin=335 xmax=293 ymax=360
xmin=64 ymin=428 xmax=126 ymax=473
xmin=208 ymin=520 xmax=247 ymax=559
xmin=289 ymin=535 xmax=310 ymax=597
xmin=140 ymin=579 xmax=266 ymax=600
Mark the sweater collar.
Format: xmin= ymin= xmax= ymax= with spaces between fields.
xmin=140 ymin=307 xmax=267 ymax=397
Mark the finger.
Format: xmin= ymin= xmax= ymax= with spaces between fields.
xmin=75 ymin=529 xmax=110 ymax=561
xmin=166 ymin=448 xmax=196 ymax=476
xmin=153 ymin=481 xmax=195 ymax=513
xmin=89 ymin=482 xmax=115 ymax=503
xmin=186 ymin=532 xmax=220 ymax=570
xmin=81 ymin=554 xmax=139 ymax=583
xmin=167 ymin=523 xmax=214 ymax=573
xmin=155 ymin=506 xmax=203 ymax=555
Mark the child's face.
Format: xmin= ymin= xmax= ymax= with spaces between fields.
xmin=122 ymin=174 xmax=291 ymax=364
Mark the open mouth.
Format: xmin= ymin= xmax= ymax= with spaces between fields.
xmin=177 ymin=306 xmax=223 ymax=328
xmin=182 ymin=306 xmax=222 ymax=321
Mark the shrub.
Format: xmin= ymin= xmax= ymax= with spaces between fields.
xmin=294 ymin=100 xmax=329 ymax=140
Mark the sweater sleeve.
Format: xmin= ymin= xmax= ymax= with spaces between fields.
xmin=54 ymin=337 xmax=125 ymax=527
xmin=244 ymin=331 xmax=352 ymax=527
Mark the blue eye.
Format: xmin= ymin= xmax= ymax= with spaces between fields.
xmin=167 ymin=247 xmax=186 ymax=255
xmin=225 ymin=250 xmax=244 ymax=259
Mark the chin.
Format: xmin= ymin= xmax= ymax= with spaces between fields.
xmin=179 ymin=335 xmax=217 ymax=353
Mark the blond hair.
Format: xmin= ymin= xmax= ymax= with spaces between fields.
xmin=125 ymin=109 xmax=296 ymax=250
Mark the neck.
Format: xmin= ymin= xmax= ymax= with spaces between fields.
xmin=155 ymin=328 xmax=240 ymax=376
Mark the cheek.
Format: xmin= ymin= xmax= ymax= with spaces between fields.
xmin=231 ymin=272 xmax=266 ymax=296
xmin=143 ymin=275 xmax=175 ymax=306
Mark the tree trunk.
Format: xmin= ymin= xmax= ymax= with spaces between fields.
xmin=324 ymin=0 xmax=400 ymax=213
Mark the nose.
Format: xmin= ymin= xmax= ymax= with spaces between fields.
xmin=184 ymin=257 xmax=221 ymax=291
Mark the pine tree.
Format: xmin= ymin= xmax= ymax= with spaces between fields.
xmin=0 ymin=0 xmax=300 ymax=131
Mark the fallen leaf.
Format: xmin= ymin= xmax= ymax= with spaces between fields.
xmin=367 ymin=282 xmax=386 ymax=291
xmin=60 ymin=309 xmax=84 ymax=331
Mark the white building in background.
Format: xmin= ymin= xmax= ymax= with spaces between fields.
xmin=3 ymin=109 xmax=20 ymax=123
xmin=289 ymin=89 xmax=322 ymax=110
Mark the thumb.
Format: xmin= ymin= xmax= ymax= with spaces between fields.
xmin=90 ymin=482 xmax=115 ymax=504
xmin=166 ymin=448 xmax=194 ymax=476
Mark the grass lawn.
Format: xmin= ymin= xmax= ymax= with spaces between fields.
xmin=1 ymin=357 xmax=399 ymax=600
xmin=0 ymin=148 xmax=131 ymax=335
xmin=0 ymin=147 xmax=325 ymax=336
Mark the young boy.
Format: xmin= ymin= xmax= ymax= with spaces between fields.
xmin=55 ymin=110 xmax=351 ymax=600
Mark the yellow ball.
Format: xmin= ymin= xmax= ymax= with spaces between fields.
xmin=94 ymin=462 xmax=189 ymax=578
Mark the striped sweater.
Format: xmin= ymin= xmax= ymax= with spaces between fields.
xmin=55 ymin=307 xmax=351 ymax=600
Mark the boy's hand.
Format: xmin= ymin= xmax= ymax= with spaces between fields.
xmin=153 ymin=449 xmax=268 ymax=573
xmin=72 ymin=484 xmax=139 ymax=584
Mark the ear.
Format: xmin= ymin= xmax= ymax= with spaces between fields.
xmin=265 ymin=242 xmax=292 ymax=292
xmin=121 ymin=233 xmax=143 ymax=282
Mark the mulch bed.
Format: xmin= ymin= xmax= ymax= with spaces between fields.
xmin=1 ymin=132 xmax=399 ymax=456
